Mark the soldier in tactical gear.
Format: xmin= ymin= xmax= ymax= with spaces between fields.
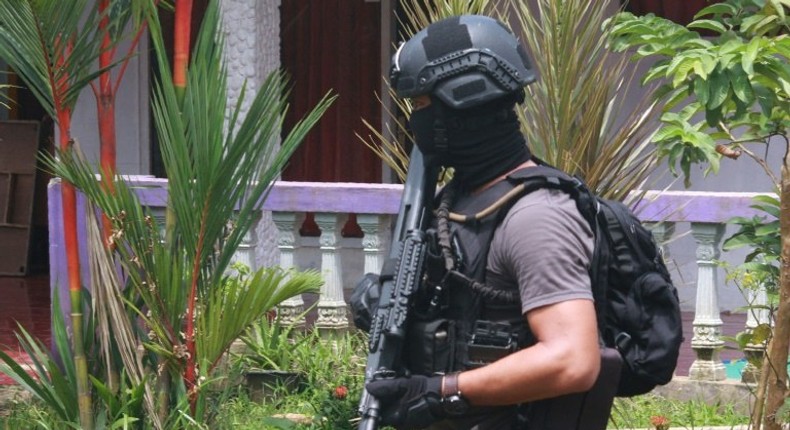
xmin=355 ymin=14 xmax=620 ymax=430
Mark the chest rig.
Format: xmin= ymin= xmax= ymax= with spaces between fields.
xmin=404 ymin=169 xmax=554 ymax=376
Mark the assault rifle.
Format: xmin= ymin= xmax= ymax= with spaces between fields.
xmin=357 ymin=147 xmax=438 ymax=430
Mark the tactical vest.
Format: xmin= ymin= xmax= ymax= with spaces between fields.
xmin=404 ymin=170 xmax=544 ymax=375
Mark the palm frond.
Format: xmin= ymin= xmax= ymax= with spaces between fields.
xmin=86 ymin=202 xmax=162 ymax=429
xmin=45 ymin=0 xmax=335 ymax=419
xmin=513 ymin=0 xmax=663 ymax=201
xmin=398 ymin=0 xmax=496 ymax=38
xmin=0 ymin=296 xmax=79 ymax=423
xmin=196 ymin=268 xmax=322 ymax=373
xmin=0 ymin=0 xmax=110 ymax=117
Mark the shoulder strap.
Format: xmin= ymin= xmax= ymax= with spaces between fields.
xmin=501 ymin=166 xmax=610 ymax=338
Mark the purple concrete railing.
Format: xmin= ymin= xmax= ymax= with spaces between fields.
xmin=47 ymin=177 xmax=771 ymax=382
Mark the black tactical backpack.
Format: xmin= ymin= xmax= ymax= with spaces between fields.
xmin=501 ymin=165 xmax=684 ymax=397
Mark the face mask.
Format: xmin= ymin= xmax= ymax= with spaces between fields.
xmin=408 ymin=105 xmax=447 ymax=166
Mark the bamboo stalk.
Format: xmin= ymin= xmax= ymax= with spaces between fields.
xmin=173 ymin=0 xmax=193 ymax=100
xmin=52 ymin=39 xmax=93 ymax=428
xmin=97 ymin=0 xmax=117 ymax=250
xmin=172 ymin=0 xmax=195 ymax=414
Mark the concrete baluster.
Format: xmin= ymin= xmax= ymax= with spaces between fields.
xmin=272 ymin=211 xmax=305 ymax=329
xmin=314 ymin=213 xmax=349 ymax=333
xmin=645 ymin=222 xmax=676 ymax=261
xmin=742 ymin=286 xmax=771 ymax=383
xmin=356 ymin=214 xmax=390 ymax=276
xmin=688 ymin=222 xmax=726 ymax=381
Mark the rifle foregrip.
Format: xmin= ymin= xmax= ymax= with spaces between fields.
xmin=358 ymin=390 xmax=381 ymax=430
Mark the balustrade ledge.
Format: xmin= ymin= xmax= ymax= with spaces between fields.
xmin=47 ymin=179 xmax=775 ymax=382
xmin=78 ymin=177 xmax=771 ymax=223
xmin=634 ymin=190 xmax=767 ymax=223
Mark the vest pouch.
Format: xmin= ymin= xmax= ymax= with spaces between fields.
xmin=465 ymin=320 xmax=518 ymax=368
xmin=406 ymin=319 xmax=456 ymax=375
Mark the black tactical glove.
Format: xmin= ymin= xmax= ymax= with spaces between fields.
xmin=349 ymin=273 xmax=381 ymax=332
xmin=366 ymin=374 xmax=445 ymax=429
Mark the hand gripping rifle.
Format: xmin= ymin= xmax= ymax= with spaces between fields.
xmin=357 ymin=147 xmax=438 ymax=430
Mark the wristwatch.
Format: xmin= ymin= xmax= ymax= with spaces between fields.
xmin=441 ymin=372 xmax=471 ymax=416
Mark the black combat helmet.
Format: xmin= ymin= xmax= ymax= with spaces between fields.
xmin=390 ymin=14 xmax=536 ymax=109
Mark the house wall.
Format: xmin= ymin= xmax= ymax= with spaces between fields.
xmin=63 ymin=0 xmax=779 ymax=313
xmin=69 ymin=37 xmax=150 ymax=175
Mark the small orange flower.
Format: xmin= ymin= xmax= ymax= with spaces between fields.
xmin=650 ymin=415 xmax=670 ymax=430
xmin=333 ymin=385 xmax=348 ymax=400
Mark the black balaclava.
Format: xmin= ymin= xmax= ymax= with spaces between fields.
xmin=409 ymin=93 xmax=531 ymax=191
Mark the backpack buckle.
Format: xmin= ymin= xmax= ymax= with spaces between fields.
xmin=615 ymin=332 xmax=632 ymax=352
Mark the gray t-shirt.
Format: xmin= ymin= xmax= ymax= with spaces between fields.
xmin=486 ymin=187 xmax=594 ymax=314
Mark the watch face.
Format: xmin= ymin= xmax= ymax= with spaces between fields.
xmin=443 ymin=394 xmax=470 ymax=416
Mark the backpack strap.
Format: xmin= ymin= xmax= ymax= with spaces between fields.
xmin=447 ymin=164 xmax=610 ymax=341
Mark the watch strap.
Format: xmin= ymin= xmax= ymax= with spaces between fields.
xmin=442 ymin=372 xmax=461 ymax=398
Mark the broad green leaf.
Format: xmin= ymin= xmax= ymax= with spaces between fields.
xmin=689 ymin=19 xmax=728 ymax=34
xmin=728 ymin=66 xmax=755 ymax=103
xmin=753 ymin=84 xmax=777 ymax=115
xmin=752 ymin=194 xmax=781 ymax=208
xmin=752 ymin=323 xmax=773 ymax=344
xmin=664 ymin=86 xmax=695 ymax=112
xmin=671 ymin=57 xmax=696 ymax=87
xmin=695 ymin=3 xmax=738 ymax=18
xmin=755 ymin=224 xmax=779 ymax=236
xmin=742 ymin=38 xmax=761 ymax=75
xmin=694 ymin=76 xmax=710 ymax=105
xmin=769 ymin=0 xmax=787 ymax=20
xmin=707 ymin=70 xmax=731 ymax=109
xmin=643 ymin=63 xmax=670 ymax=84
xmin=652 ymin=125 xmax=684 ymax=142
xmin=701 ymin=54 xmax=718 ymax=76
xmin=723 ymin=233 xmax=757 ymax=251
xmin=705 ymin=104 xmax=724 ymax=127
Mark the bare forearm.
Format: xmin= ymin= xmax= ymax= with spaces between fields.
xmin=456 ymin=299 xmax=601 ymax=406
xmin=458 ymin=342 xmax=599 ymax=406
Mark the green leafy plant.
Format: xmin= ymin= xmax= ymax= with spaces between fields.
xmin=514 ymin=0 xmax=662 ymax=201
xmin=608 ymin=2 xmax=790 ymax=428
xmin=0 ymin=1 xmax=335 ymax=429
xmin=608 ymin=393 xmax=750 ymax=429
xmin=724 ymin=194 xmax=781 ymax=294
xmin=237 ymin=307 xmax=314 ymax=372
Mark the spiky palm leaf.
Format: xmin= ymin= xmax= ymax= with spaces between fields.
xmin=42 ymin=0 xmax=333 ymax=421
xmin=361 ymin=0 xmax=661 ymax=203
xmin=0 ymin=296 xmax=79 ymax=423
xmin=513 ymin=0 xmax=662 ymax=201
xmin=85 ymin=203 xmax=161 ymax=428
xmin=0 ymin=79 xmax=13 ymax=109
xmin=0 ymin=0 xmax=105 ymax=117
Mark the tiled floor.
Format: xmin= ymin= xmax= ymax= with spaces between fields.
xmin=0 ymin=275 xmax=748 ymax=384
xmin=0 ymin=275 xmax=51 ymax=385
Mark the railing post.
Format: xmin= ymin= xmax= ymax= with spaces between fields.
xmin=232 ymin=222 xmax=257 ymax=271
xmin=272 ymin=211 xmax=305 ymax=329
xmin=356 ymin=214 xmax=389 ymax=275
xmin=314 ymin=213 xmax=349 ymax=333
xmin=645 ymin=222 xmax=675 ymax=261
xmin=742 ymin=286 xmax=771 ymax=383
xmin=688 ymin=222 xmax=727 ymax=381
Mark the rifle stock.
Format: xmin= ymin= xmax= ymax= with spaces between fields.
xmin=357 ymin=147 xmax=438 ymax=430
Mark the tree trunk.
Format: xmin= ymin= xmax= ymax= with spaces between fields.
xmin=763 ymin=146 xmax=790 ymax=429
xmin=57 ymin=112 xmax=93 ymax=430
xmin=97 ymin=0 xmax=117 ymax=247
